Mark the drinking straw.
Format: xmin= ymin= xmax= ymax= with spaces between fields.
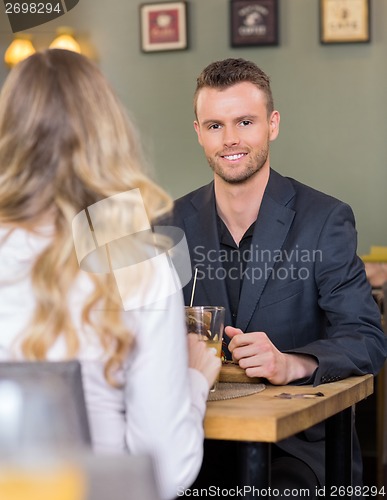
xmin=189 ymin=268 xmax=198 ymax=307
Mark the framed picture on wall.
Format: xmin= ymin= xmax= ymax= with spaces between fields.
xmin=140 ymin=1 xmax=188 ymax=52
xmin=230 ymin=0 xmax=279 ymax=47
xmin=320 ymin=0 xmax=370 ymax=44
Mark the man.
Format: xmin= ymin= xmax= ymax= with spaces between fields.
xmin=165 ymin=58 xmax=387 ymax=496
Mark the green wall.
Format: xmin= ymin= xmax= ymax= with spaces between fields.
xmin=1 ymin=0 xmax=386 ymax=254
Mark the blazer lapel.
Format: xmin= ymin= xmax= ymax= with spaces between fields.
xmin=183 ymin=184 xmax=232 ymax=325
xmin=236 ymin=170 xmax=296 ymax=332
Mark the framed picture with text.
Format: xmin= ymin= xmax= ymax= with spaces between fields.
xmin=140 ymin=1 xmax=188 ymax=52
xmin=320 ymin=0 xmax=370 ymax=44
xmin=230 ymin=0 xmax=279 ymax=47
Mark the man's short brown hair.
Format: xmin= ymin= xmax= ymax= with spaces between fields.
xmin=194 ymin=58 xmax=274 ymax=118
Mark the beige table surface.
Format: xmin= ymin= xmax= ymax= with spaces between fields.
xmin=204 ymin=374 xmax=374 ymax=442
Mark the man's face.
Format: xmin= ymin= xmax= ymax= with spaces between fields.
xmin=194 ymin=82 xmax=279 ymax=185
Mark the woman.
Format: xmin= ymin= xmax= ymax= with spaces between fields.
xmin=0 ymin=49 xmax=220 ymax=499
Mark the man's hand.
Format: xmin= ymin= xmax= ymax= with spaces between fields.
xmin=225 ymin=326 xmax=318 ymax=385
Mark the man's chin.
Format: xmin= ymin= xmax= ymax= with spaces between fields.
xmin=214 ymin=168 xmax=261 ymax=185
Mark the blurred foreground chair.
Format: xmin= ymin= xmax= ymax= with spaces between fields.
xmin=0 ymin=361 xmax=162 ymax=500
xmin=79 ymin=454 xmax=161 ymax=500
xmin=0 ymin=360 xmax=91 ymax=448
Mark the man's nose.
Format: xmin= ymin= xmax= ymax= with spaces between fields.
xmin=223 ymin=128 xmax=240 ymax=147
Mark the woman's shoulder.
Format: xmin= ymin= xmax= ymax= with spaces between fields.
xmin=117 ymin=246 xmax=184 ymax=313
xmin=0 ymin=225 xmax=52 ymax=256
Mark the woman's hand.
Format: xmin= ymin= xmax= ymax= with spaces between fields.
xmin=187 ymin=333 xmax=221 ymax=389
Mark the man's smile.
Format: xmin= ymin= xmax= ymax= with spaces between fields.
xmin=221 ymin=152 xmax=248 ymax=161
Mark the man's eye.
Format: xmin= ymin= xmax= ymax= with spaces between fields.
xmin=209 ymin=124 xmax=221 ymax=130
xmin=240 ymin=120 xmax=252 ymax=126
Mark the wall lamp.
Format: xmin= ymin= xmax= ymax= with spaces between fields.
xmin=4 ymin=27 xmax=81 ymax=68
xmin=49 ymin=27 xmax=81 ymax=53
xmin=4 ymin=34 xmax=36 ymax=68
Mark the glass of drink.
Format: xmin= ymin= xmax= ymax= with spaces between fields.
xmin=185 ymin=306 xmax=225 ymax=392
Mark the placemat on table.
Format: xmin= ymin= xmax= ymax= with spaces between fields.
xmin=207 ymin=382 xmax=266 ymax=401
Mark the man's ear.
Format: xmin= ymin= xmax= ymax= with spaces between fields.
xmin=193 ymin=120 xmax=203 ymax=146
xmin=269 ymin=111 xmax=280 ymax=141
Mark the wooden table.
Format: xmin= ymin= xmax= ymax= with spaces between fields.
xmin=204 ymin=374 xmax=374 ymax=499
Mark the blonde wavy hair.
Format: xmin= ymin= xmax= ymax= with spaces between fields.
xmin=0 ymin=49 xmax=173 ymax=385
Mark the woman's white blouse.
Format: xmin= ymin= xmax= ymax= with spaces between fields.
xmin=0 ymin=226 xmax=208 ymax=499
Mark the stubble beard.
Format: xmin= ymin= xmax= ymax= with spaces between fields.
xmin=207 ymin=145 xmax=269 ymax=185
